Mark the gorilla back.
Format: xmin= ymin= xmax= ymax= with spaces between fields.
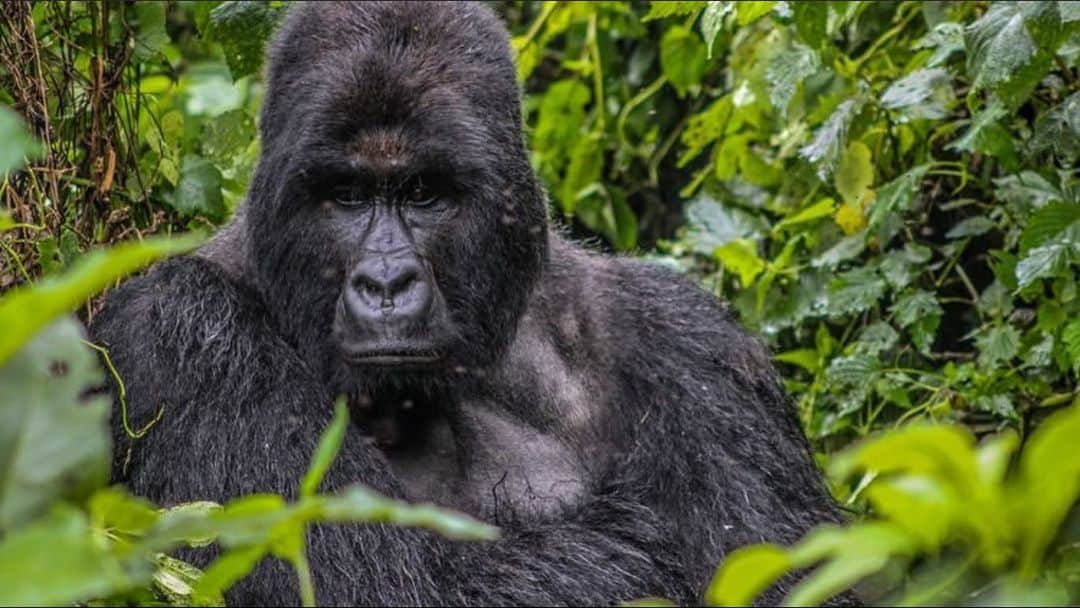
xmin=91 ymin=2 xmax=846 ymax=605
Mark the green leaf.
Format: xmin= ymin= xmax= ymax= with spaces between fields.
xmin=642 ymin=1 xmax=706 ymax=21
xmin=993 ymin=171 xmax=1064 ymax=209
xmin=200 ymin=109 xmax=257 ymax=167
xmin=966 ymin=1 xmax=1064 ymax=107
xmin=915 ymin=22 xmax=966 ymax=67
xmin=976 ymin=324 xmax=1022 ymax=367
xmin=700 ymin=2 xmax=733 ymax=58
xmin=152 ymin=554 xmax=212 ymax=606
xmin=534 ymin=80 xmax=591 ymax=172
xmin=169 ymin=155 xmax=227 ymax=221
xmin=1030 ymin=91 xmax=1080 ymax=164
xmin=558 ymin=135 xmax=604 ymax=215
xmin=830 ymin=424 xmax=978 ymax=482
xmin=834 ymin=141 xmax=874 ymax=204
xmin=867 ymin=165 xmax=929 ymax=230
xmin=1020 ymin=202 xmax=1080 ymax=252
xmin=706 ymin=544 xmax=791 ymax=606
xmin=880 ymin=68 xmax=956 ymax=120
xmin=735 ymin=1 xmax=777 ymax=25
xmin=975 ymin=394 xmax=1018 ymax=419
xmin=766 ymin=43 xmax=819 ymax=115
xmin=891 ymin=290 xmax=943 ymax=329
xmin=715 ymin=238 xmax=766 ymax=286
xmin=661 ymin=26 xmax=709 ymax=97
xmin=0 ymin=506 xmax=134 ymax=606
xmin=0 ymin=320 xmax=111 ymax=531
xmin=0 ymin=105 xmax=41 ymax=175
xmin=300 ymin=399 xmax=349 ymax=498
xmin=133 ymin=1 xmax=169 ymax=61
xmin=827 ymin=267 xmax=886 ymax=316
xmin=826 ymin=354 xmax=881 ymax=387
xmin=1063 ymin=318 xmax=1080 ymax=373
xmin=774 ymin=198 xmax=836 ymax=232
xmin=784 ymin=524 xmax=916 ymax=607
xmin=208 ymin=1 xmax=284 ymax=80
xmin=854 ymin=322 xmax=900 ymax=356
xmin=679 ymin=95 xmax=734 ymax=166
xmin=775 ymin=348 xmax=821 ymax=373
xmin=89 ymin=487 xmax=160 ymax=536
xmin=315 ymin=485 xmax=499 ymax=541
xmin=1015 ymin=235 xmax=1080 ymax=288
xmin=1015 ymin=202 xmax=1080 ymax=287
xmin=947 ymin=100 xmax=1017 ymax=167
xmin=801 ymin=99 xmax=862 ymax=180
xmin=0 ymin=234 xmax=202 ymax=365
xmin=193 ymin=545 xmax=266 ymax=605
xmin=791 ymin=1 xmax=829 ymax=49
xmin=1016 ymin=399 xmax=1080 ymax=576
xmin=946 ymin=216 xmax=997 ymax=239
xmin=682 ymin=193 xmax=765 ymax=255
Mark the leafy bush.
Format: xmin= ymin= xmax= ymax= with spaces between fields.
xmin=516 ymin=0 xmax=1080 ymax=447
xmin=709 ymin=395 xmax=1080 ymax=606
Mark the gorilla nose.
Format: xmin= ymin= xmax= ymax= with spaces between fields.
xmin=345 ymin=252 xmax=434 ymax=325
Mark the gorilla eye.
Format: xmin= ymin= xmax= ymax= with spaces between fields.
xmin=405 ymin=179 xmax=436 ymax=206
xmin=332 ymin=186 xmax=368 ymax=207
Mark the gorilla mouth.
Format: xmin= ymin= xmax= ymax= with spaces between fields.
xmin=342 ymin=348 xmax=444 ymax=367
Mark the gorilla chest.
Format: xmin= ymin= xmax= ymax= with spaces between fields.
xmin=368 ymin=401 xmax=594 ymax=524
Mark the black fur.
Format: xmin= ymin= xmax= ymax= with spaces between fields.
xmin=90 ymin=2 xmax=848 ymax=605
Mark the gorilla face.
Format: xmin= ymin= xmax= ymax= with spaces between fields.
xmin=324 ymin=169 xmax=459 ymax=369
xmin=243 ymin=2 xmax=549 ymax=391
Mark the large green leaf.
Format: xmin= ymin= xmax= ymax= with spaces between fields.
xmin=208 ymin=1 xmax=284 ymax=81
xmin=766 ymin=43 xmax=818 ymax=115
xmin=0 ymin=506 xmax=135 ymax=605
xmin=681 ymin=193 xmax=766 ymax=255
xmin=299 ymin=399 xmax=348 ymax=498
xmin=800 ymin=99 xmax=862 ymax=180
xmin=132 ymin=1 xmax=169 ymax=61
xmin=168 ymin=155 xmax=227 ymax=222
xmin=0 ymin=234 xmax=203 ymax=366
xmin=866 ymin=164 xmax=929 ymax=230
xmin=1030 ymin=91 xmax=1080 ymax=164
xmin=660 ymin=26 xmax=709 ymax=97
xmin=880 ymin=68 xmax=956 ymax=120
xmin=834 ymin=142 xmax=873 ymax=204
xmin=0 ymin=320 xmax=110 ymax=531
xmin=966 ymin=1 xmax=1066 ymax=106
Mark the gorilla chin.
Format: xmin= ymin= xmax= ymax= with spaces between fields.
xmin=89 ymin=2 xmax=855 ymax=606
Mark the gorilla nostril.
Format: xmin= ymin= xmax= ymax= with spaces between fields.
xmin=353 ymin=274 xmax=386 ymax=298
xmin=387 ymin=267 xmax=419 ymax=297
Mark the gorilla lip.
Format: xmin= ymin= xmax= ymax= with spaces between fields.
xmin=342 ymin=349 xmax=443 ymax=366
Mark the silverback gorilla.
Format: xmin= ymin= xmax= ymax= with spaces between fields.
xmin=91 ymin=2 xmax=846 ymax=605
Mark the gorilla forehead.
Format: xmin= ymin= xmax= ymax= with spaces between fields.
xmin=263 ymin=1 xmax=520 ymax=161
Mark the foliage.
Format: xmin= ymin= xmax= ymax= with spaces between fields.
xmin=2 ymin=0 xmax=1080 ymax=605
xmin=709 ymin=396 xmax=1080 ymax=606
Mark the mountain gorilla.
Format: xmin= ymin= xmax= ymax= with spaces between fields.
xmin=91 ymin=2 xmax=845 ymax=605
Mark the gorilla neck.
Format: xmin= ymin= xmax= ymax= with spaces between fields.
xmin=368 ymin=235 xmax=616 ymax=523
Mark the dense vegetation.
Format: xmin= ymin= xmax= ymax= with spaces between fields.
xmin=1 ymin=1 xmax=1078 ymax=605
